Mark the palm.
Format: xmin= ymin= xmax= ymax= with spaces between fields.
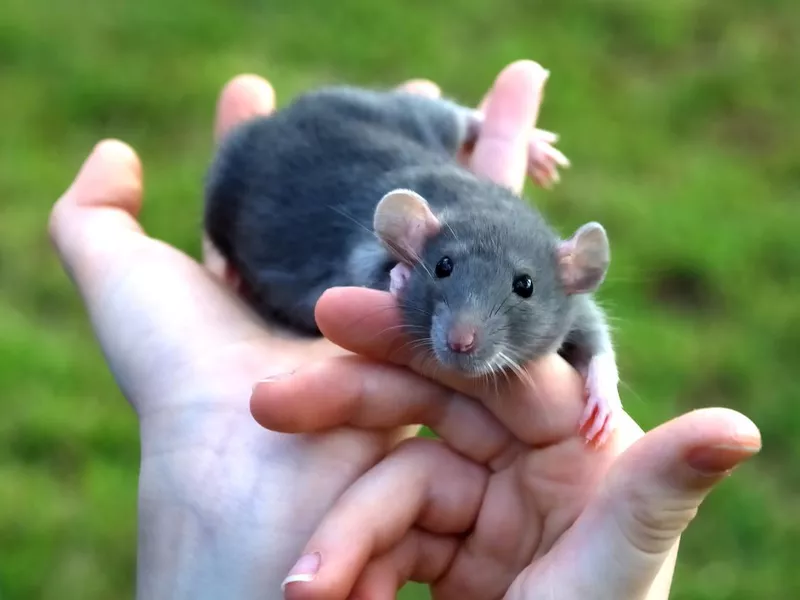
xmin=50 ymin=63 xmax=602 ymax=597
xmin=78 ymin=230 xmax=414 ymax=581
xmin=479 ymin=438 xmax=623 ymax=599
xmin=417 ymin=435 xmax=599 ymax=597
xmin=121 ymin=60 xmax=551 ymax=547
xmin=254 ymin=319 xmax=645 ymax=599
xmin=253 ymin=334 xmax=646 ymax=599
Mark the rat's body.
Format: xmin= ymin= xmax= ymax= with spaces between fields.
xmin=204 ymin=85 xmax=621 ymax=444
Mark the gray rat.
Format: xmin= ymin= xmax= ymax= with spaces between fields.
xmin=204 ymin=84 xmax=621 ymax=445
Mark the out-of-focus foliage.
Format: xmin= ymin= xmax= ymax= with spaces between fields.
xmin=0 ymin=0 xmax=797 ymax=597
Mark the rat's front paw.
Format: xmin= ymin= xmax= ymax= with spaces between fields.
xmin=578 ymin=354 xmax=622 ymax=448
xmin=389 ymin=263 xmax=413 ymax=296
xmin=202 ymin=234 xmax=244 ymax=293
xmin=528 ymin=132 xmax=570 ymax=189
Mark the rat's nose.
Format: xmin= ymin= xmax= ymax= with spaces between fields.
xmin=448 ymin=324 xmax=477 ymax=354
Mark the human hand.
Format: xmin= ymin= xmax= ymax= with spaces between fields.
xmin=252 ymin=291 xmax=762 ymax=599
xmin=47 ymin=60 xmax=562 ymax=598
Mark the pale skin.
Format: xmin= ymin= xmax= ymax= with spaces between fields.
xmin=47 ymin=60 xmax=761 ymax=600
xmin=254 ymin=291 xmax=762 ymax=600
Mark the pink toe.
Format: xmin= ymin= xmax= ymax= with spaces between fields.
xmin=596 ymin=419 xmax=615 ymax=447
xmin=586 ymin=410 xmax=608 ymax=442
xmin=597 ymin=428 xmax=612 ymax=447
xmin=579 ymin=403 xmax=596 ymax=429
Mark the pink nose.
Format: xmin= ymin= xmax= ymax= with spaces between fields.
xmin=448 ymin=324 xmax=477 ymax=354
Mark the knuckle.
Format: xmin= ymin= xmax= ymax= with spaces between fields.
xmin=611 ymin=479 xmax=700 ymax=556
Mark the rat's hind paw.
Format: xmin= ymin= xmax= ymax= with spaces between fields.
xmin=459 ymin=109 xmax=568 ymax=188
xmin=578 ymin=354 xmax=622 ymax=448
xmin=223 ymin=265 xmax=243 ymax=293
xmin=528 ymin=132 xmax=570 ymax=189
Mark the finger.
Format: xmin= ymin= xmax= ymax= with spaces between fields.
xmin=469 ymin=60 xmax=550 ymax=193
xmin=397 ymin=78 xmax=442 ymax=98
xmin=48 ymin=139 xmax=146 ymax=295
xmin=281 ymin=438 xmax=487 ymax=600
xmin=213 ymin=73 xmax=276 ymax=142
xmin=251 ymin=355 xmax=520 ymax=466
xmin=206 ymin=74 xmax=277 ymax=276
xmin=315 ymin=287 xmax=586 ymax=447
xmin=531 ymin=408 xmax=761 ymax=599
xmin=48 ymin=140 xmax=282 ymax=411
xmin=348 ymin=530 xmax=460 ymax=599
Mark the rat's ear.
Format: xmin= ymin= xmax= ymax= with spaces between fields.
xmin=373 ymin=188 xmax=441 ymax=263
xmin=557 ymin=222 xmax=610 ymax=294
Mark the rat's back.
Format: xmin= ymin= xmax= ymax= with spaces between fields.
xmin=204 ymin=85 xmax=467 ymax=331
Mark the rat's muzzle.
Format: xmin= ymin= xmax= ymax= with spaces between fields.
xmin=447 ymin=321 xmax=478 ymax=354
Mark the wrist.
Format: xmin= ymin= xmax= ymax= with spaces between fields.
xmin=136 ymin=502 xmax=287 ymax=599
xmin=134 ymin=404 xmax=307 ymax=600
xmin=135 ymin=456 xmax=304 ymax=600
xmin=641 ymin=541 xmax=678 ymax=600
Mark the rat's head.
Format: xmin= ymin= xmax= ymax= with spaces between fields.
xmin=374 ymin=188 xmax=610 ymax=378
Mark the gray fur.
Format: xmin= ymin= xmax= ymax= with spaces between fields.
xmin=204 ymin=84 xmax=612 ymax=376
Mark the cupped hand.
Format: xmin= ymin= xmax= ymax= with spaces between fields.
xmin=47 ymin=60 xmax=562 ymax=598
xmin=252 ymin=291 xmax=761 ymax=600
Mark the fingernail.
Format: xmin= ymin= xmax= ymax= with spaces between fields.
xmin=520 ymin=61 xmax=549 ymax=86
xmin=259 ymin=370 xmax=295 ymax=383
xmin=251 ymin=370 xmax=295 ymax=392
xmin=281 ymin=552 xmax=321 ymax=590
xmin=527 ymin=61 xmax=549 ymax=84
xmin=686 ymin=443 xmax=760 ymax=475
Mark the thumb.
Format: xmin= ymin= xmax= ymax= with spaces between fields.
xmin=48 ymin=139 xmax=145 ymax=291
xmin=541 ymin=408 xmax=761 ymax=599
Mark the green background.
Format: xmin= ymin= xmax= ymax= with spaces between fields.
xmin=1 ymin=0 xmax=798 ymax=598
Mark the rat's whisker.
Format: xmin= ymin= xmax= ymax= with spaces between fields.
xmin=416 ymin=352 xmax=439 ymax=381
xmin=503 ymin=348 xmax=537 ymax=391
xmin=494 ymin=351 xmax=510 ymax=376
xmin=326 ymin=205 xmax=374 ymax=236
xmin=394 ymin=301 xmax=433 ymax=319
xmin=443 ymin=219 xmax=460 ymax=245
xmin=413 ymin=261 xmax=435 ymax=282
xmin=408 ymin=339 xmax=435 ymax=354
xmin=479 ymin=369 xmax=490 ymax=395
xmin=378 ymin=239 xmax=435 ymax=283
xmin=496 ymin=355 xmax=515 ymax=391
xmin=394 ymin=335 xmax=435 ymax=359
xmin=375 ymin=323 xmax=428 ymax=339
xmin=326 ymin=204 xmax=439 ymax=294
xmin=396 ymin=245 xmax=434 ymax=282
xmin=487 ymin=297 xmax=503 ymax=321
xmin=347 ymin=302 xmax=421 ymax=325
xmin=619 ymin=379 xmax=645 ymax=407
xmin=490 ymin=292 xmax=514 ymax=319
xmin=498 ymin=297 xmax=525 ymax=318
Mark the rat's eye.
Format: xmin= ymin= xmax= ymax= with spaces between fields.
xmin=435 ymin=257 xmax=453 ymax=278
xmin=513 ymin=274 xmax=533 ymax=298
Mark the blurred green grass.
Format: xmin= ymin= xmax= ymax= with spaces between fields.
xmin=0 ymin=0 xmax=798 ymax=597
